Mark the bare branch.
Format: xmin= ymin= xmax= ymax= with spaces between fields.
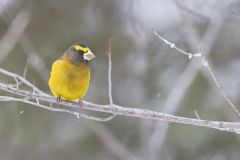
xmin=0 ymin=68 xmax=240 ymax=134
xmin=148 ymin=7 xmax=238 ymax=159
xmin=153 ymin=30 xmax=240 ymax=118
xmin=152 ymin=29 xmax=202 ymax=59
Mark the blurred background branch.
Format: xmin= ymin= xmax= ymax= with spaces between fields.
xmin=0 ymin=10 xmax=30 ymax=63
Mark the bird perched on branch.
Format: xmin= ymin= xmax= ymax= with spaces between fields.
xmin=48 ymin=42 xmax=95 ymax=104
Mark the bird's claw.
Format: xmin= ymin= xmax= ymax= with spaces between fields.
xmin=78 ymin=100 xmax=83 ymax=108
xmin=56 ymin=96 xmax=62 ymax=106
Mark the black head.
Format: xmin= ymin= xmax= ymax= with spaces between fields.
xmin=67 ymin=42 xmax=95 ymax=64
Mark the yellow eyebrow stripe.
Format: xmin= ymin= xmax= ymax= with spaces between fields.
xmin=74 ymin=45 xmax=89 ymax=52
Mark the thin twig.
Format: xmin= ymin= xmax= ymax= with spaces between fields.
xmin=152 ymin=29 xmax=202 ymax=59
xmin=202 ymin=58 xmax=240 ymax=117
xmin=194 ymin=109 xmax=201 ymax=119
xmin=108 ymin=38 xmax=113 ymax=104
xmin=23 ymin=58 xmax=30 ymax=78
xmin=0 ymin=68 xmax=240 ymax=134
xmin=107 ymin=38 xmax=117 ymax=120
xmin=0 ymin=67 xmax=46 ymax=95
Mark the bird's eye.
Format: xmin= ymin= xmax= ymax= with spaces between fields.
xmin=74 ymin=45 xmax=89 ymax=53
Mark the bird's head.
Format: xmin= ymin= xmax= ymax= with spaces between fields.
xmin=67 ymin=42 xmax=95 ymax=64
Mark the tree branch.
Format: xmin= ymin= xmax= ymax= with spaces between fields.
xmin=0 ymin=67 xmax=240 ymax=134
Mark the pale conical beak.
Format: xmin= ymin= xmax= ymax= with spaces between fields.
xmin=83 ymin=50 xmax=95 ymax=61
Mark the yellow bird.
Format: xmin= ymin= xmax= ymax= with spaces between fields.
xmin=48 ymin=42 xmax=95 ymax=103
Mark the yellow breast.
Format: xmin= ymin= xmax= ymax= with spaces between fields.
xmin=48 ymin=58 xmax=90 ymax=101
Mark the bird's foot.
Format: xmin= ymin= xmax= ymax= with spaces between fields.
xmin=56 ymin=96 xmax=62 ymax=106
xmin=77 ymin=100 xmax=83 ymax=108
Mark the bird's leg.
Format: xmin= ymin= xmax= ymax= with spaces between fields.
xmin=56 ymin=96 xmax=62 ymax=106
xmin=77 ymin=100 xmax=83 ymax=108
